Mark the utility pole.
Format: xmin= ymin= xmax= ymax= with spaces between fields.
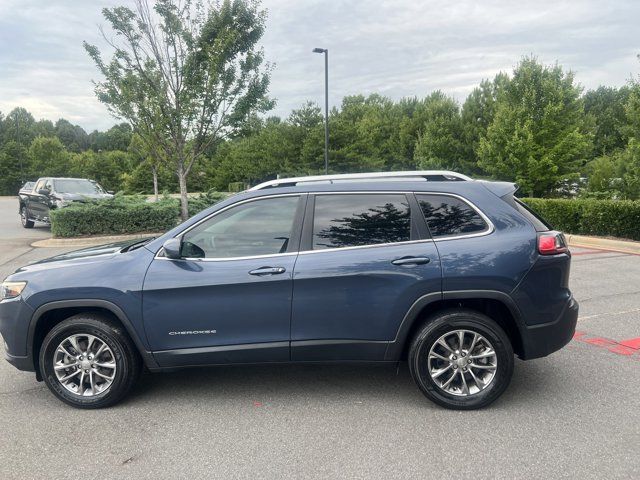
xmin=313 ymin=47 xmax=329 ymax=174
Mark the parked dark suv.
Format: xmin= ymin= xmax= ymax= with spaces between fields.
xmin=0 ymin=171 xmax=578 ymax=409
xmin=18 ymin=177 xmax=113 ymax=227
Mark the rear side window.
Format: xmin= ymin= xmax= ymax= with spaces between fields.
xmin=312 ymin=194 xmax=411 ymax=249
xmin=417 ymin=194 xmax=488 ymax=238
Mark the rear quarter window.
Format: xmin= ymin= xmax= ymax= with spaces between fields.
xmin=416 ymin=194 xmax=489 ymax=238
xmin=501 ymin=195 xmax=551 ymax=232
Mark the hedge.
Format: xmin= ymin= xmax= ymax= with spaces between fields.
xmin=50 ymin=194 xmax=640 ymax=241
xmin=50 ymin=191 xmax=230 ymax=238
xmin=521 ymin=198 xmax=640 ymax=241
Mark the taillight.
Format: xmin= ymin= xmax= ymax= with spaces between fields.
xmin=537 ymin=231 xmax=568 ymax=255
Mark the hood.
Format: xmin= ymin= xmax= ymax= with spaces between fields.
xmin=57 ymin=192 xmax=114 ymax=202
xmin=14 ymin=237 xmax=154 ymax=273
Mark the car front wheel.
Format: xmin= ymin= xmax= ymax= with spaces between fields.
xmin=39 ymin=314 xmax=141 ymax=408
xmin=20 ymin=206 xmax=34 ymax=228
xmin=408 ymin=309 xmax=514 ymax=410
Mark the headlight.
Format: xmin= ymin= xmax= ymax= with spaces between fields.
xmin=0 ymin=281 xmax=27 ymax=300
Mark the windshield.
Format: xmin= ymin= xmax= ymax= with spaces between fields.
xmin=54 ymin=179 xmax=106 ymax=194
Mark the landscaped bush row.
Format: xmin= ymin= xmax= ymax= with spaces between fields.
xmin=50 ymin=194 xmax=640 ymax=240
xmin=50 ymin=192 xmax=229 ymax=237
xmin=521 ymin=198 xmax=640 ymax=241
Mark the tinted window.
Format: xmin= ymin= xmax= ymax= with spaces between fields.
xmin=417 ymin=194 xmax=488 ymax=238
xmin=54 ymin=179 xmax=105 ymax=194
xmin=313 ymin=194 xmax=410 ymax=249
xmin=502 ymin=195 xmax=551 ymax=232
xmin=181 ymin=196 xmax=299 ymax=258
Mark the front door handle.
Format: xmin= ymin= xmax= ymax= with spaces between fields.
xmin=391 ymin=256 xmax=431 ymax=266
xmin=248 ymin=266 xmax=286 ymax=276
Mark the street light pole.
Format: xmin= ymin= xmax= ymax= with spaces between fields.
xmin=313 ymin=47 xmax=329 ymax=174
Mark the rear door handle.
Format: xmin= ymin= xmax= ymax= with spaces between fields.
xmin=391 ymin=256 xmax=431 ymax=266
xmin=248 ymin=266 xmax=286 ymax=276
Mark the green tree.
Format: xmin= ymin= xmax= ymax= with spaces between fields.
xmin=127 ymin=133 xmax=167 ymax=199
xmin=414 ymin=91 xmax=469 ymax=172
xmin=28 ymin=136 xmax=69 ymax=177
xmin=2 ymin=108 xmax=35 ymax=147
xmin=89 ymin=123 xmax=133 ymax=152
xmin=55 ymin=119 xmax=89 ymax=152
xmin=478 ymin=57 xmax=591 ymax=196
xmin=84 ymin=0 xmax=273 ymax=220
xmin=0 ymin=141 xmax=29 ymax=193
xmin=583 ymin=86 xmax=631 ymax=156
xmin=461 ymin=74 xmax=508 ymax=171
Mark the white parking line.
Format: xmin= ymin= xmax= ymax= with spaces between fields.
xmin=578 ymin=307 xmax=640 ymax=321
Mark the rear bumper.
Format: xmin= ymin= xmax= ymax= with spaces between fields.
xmin=520 ymin=296 xmax=579 ymax=360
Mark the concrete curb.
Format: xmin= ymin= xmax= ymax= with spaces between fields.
xmin=566 ymin=234 xmax=640 ymax=255
xmin=31 ymin=233 xmax=162 ymax=248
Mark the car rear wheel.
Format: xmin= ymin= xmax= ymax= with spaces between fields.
xmin=408 ymin=309 xmax=514 ymax=410
xmin=20 ymin=206 xmax=34 ymax=228
xmin=39 ymin=314 xmax=142 ymax=409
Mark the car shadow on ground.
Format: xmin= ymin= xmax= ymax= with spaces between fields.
xmin=124 ymin=358 xmax=564 ymax=409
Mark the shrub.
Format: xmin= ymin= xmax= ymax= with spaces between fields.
xmin=187 ymin=190 xmax=231 ymax=217
xmin=228 ymin=181 xmax=246 ymax=192
xmin=50 ymin=192 xmax=230 ymax=238
xmin=521 ymin=198 xmax=640 ymax=241
xmin=50 ymin=195 xmax=179 ymax=237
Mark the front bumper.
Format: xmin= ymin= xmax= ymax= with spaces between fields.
xmin=0 ymin=297 xmax=35 ymax=372
xmin=520 ymin=296 xmax=579 ymax=360
xmin=4 ymin=350 xmax=33 ymax=371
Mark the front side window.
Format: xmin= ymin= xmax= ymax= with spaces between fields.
xmin=312 ymin=194 xmax=411 ymax=250
xmin=181 ymin=196 xmax=300 ymax=259
xmin=417 ymin=194 xmax=488 ymax=238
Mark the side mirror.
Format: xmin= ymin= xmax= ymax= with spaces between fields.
xmin=38 ymin=189 xmax=50 ymax=196
xmin=163 ymin=238 xmax=182 ymax=259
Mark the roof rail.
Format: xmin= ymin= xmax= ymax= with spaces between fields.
xmin=249 ymin=170 xmax=472 ymax=191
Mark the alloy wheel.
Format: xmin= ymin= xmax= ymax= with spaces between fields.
xmin=53 ymin=334 xmax=117 ymax=397
xmin=427 ymin=329 xmax=497 ymax=396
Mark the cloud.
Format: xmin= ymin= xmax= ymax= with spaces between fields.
xmin=0 ymin=0 xmax=638 ymax=131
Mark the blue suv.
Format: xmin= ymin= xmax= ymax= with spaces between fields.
xmin=0 ymin=171 xmax=578 ymax=409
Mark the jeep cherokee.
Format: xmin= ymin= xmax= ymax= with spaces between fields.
xmin=0 ymin=171 xmax=578 ymax=409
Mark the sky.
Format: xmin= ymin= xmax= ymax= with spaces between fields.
xmin=0 ymin=0 xmax=638 ymax=132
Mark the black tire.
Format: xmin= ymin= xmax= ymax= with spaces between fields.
xmin=408 ymin=309 xmax=514 ymax=410
xmin=20 ymin=206 xmax=34 ymax=228
xmin=39 ymin=313 xmax=142 ymax=409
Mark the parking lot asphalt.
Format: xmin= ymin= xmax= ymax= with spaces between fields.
xmin=0 ymin=197 xmax=639 ymax=480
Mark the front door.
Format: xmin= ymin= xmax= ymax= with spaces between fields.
xmin=291 ymin=192 xmax=442 ymax=361
xmin=29 ymin=179 xmax=50 ymax=220
xmin=143 ymin=194 xmax=305 ymax=367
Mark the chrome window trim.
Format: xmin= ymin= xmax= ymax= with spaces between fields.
xmin=154 ymin=193 xmax=302 ymax=262
xmin=155 ymin=251 xmax=298 ymax=262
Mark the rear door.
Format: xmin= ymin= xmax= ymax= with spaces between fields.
xmin=290 ymin=192 xmax=442 ymax=361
